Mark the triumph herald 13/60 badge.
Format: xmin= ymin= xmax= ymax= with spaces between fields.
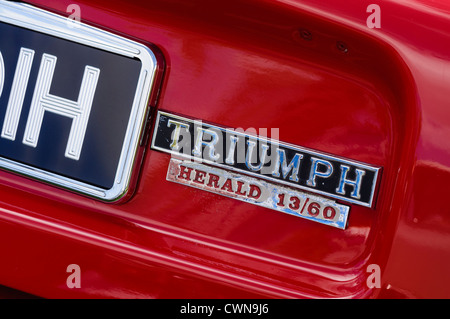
xmin=152 ymin=111 xmax=381 ymax=229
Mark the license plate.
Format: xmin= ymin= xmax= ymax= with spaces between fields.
xmin=0 ymin=2 xmax=162 ymax=201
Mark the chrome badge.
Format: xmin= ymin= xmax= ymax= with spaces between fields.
xmin=0 ymin=2 xmax=162 ymax=201
xmin=167 ymin=158 xmax=350 ymax=229
xmin=152 ymin=112 xmax=381 ymax=229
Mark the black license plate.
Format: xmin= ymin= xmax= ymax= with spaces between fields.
xmin=0 ymin=2 xmax=162 ymax=201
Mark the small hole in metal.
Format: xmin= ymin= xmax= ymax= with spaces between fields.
xmin=300 ymin=29 xmax=312 ymax=41
xmin=336 ymin=41 xmax=348 ymax=53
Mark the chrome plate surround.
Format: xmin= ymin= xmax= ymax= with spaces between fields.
xmin=0 ymin=1 xmax=160 ymax=201
xmin=152 ymin=111 xmax=381 ymax=208
xmin=167 ymin=158 xmax=350 ymax=229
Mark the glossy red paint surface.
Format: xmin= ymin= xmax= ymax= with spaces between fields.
xmin=0 ymin=0 xmax=447 ymax=298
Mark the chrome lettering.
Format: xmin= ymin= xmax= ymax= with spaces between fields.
xmin=192 ymin=127 xmax=220 ymax=161
xmin=271 ymin=149 xmax=303 ymax=182
xmin=225 ymin=135 xmax=239 ymax=165
xmin=245 ymin=139 xmax=269 ymax=171
xmin=307 ymin=157 xmax=333 ymax=187
xmin=336 ymin=165 xmax=366 ymax=199
xmin=167 ymin=119 xmax=190 ymax=151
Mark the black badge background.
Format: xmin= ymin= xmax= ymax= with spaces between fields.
xmin=152 ymin=112 xmax=380 ymax=207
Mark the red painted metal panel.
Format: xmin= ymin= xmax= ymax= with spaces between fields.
xmin=0 ymin=0 xmax=447 ymax=298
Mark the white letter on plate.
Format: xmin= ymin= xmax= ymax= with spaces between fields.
xmin=0 ymin=50 xmax=4 ymax=98
xmin=1 ymin=48 xmax=35 ymax=141
xmin=22 ymin=53 xmax=100 ymax=160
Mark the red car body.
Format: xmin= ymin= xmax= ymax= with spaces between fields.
xmin=0 ymin=0 xmax=449 ymax=298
